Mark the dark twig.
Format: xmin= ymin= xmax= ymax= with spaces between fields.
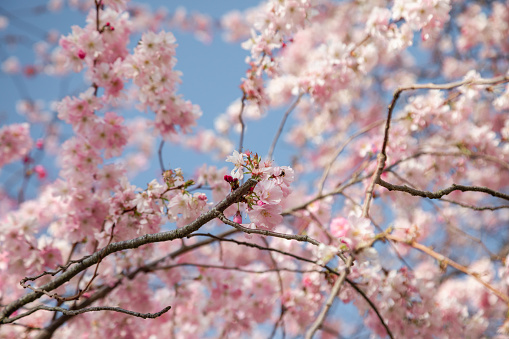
xmin=267 ymin=93 xmax=303 ymax=160
xmin=238 ymin=93 xmax=247 ymax=152
xmin=158 ymin=140 xmax=166 ymax=172
xmin=378 ymin=179 xmax=509 ymax=201
xmin=218 ymin=213 xmax=321 ymax=246
xmin=4 ymin=305 xmax=171 ymax=324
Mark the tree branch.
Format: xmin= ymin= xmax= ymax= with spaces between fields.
xmin=267 ymin=93 xmax=303 ymax=160
xmin=5 ymin=305 xmax=171 ymax=324
xmin=378 ymin=178 xmax=509 ymax=201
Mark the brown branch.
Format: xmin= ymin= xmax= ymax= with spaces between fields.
xmin=378 ymin=178 xmax=509 ymax=201
xmin=262 ymin=237 xmax=287 ymax=339
xmin=153 ymin=262 xmax=324 ymax=275
xmin=35 ymin=229 xmax=241 ymax=339
xmin=4 ymin=305 xmax=171 ymax=324
xmin=267 ymin=93 xmax=303 ymax=160
xmin=187 ymin=233 xmax=391 ymax=338
xmin=238 ymin=93 xmax=247 ymax=152
xmin=345 ymin=278 xmax=394 ymax=339
xmin=218 ymin=213 xmax=321 ymax=246
xmin=158 ymin=140 xmax=166 ymax=172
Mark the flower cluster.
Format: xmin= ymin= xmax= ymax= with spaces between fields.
xmin=225 ymin=150 xmax=294 ymax=230
xmin=122 ymin=30 xmax=202 ymax=139
xmin=0 ymin=123 xmax=33 ymax=168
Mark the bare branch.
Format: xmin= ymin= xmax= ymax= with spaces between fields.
xmin=3 ymin=305 xmax=171 ymax=324
xmin=345 ymin=278 xmax=394 ymax=339
xmin=218 ymin=213 xmax=321 ymax=246
xmin=158 ymin=140 xmax=166 ymax=172
xmin=238 ymin=93 xmax=247 ymax=152
xmin=378 ymin=178 xmax=509 ymax=201
xmin=267 ymin=93 xmax=303 ymax=160
xmin=153 ymin=262 xmax=323 ymax=275
xmin=318 ymin=119 xmax=386 ymax=195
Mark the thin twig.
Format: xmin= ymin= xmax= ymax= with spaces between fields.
xmin=318 ymin=119 xmax=386 ymax=195
xmin=345 ymin=278 xmax=394 ymax=339
xmin=263 ymin=237 xmax=286 ymax=339
xmin=218 ymin=213 xmax=321 ymax=246
xmin=158 ymin=140 xmax=166 ymax=172
xmin=378 ymin=179 xmax=509 ymax=201
xmin=238 ymin=93 xmax=247 ymax=152
xmin=267 ymin=93 xmax=303 ymax=160
xmin=3 ymin=305 xmax=171 ymax=324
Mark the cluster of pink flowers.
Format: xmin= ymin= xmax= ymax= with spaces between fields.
xmin=3 ymin=0 xmax=509 ymax=337
xmin=225 ymin=150 xmax=294 ymax=230
xmin=59 ymin=7 xmax=131 ymax=73
xmin=392 ymin=0 xmax=451 ymax=41
xmin=122 ymin=30 xmax=202 ymax=139
xmin=0 ymin=123 xmax=33 ymax=168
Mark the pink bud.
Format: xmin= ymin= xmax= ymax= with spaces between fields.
xmin=77 ymin=49 xmax=86 ymax=60
xmin=256 ymin=200 xmax=265 ymax=206
xmin=36 ymin=139 xmax=44 ymax=149
xmin=233 ymin=211 xmax=242 ymax=224
xmin=224 ymin=175 xmax=233 ymax=182
xmin=198 ymin=194 xmax=207 ymax=201
xmin=34 ymin=165 xmax=47 ymax=180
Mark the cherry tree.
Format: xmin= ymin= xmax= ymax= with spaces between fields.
xmin=1 ymin=0 xmax=509 ymax=338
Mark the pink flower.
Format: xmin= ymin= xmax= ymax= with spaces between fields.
xmin=77 ymin=49 xmax=86 ymax=60
xmin=330 ymin=217 xmax=349 ymax=238
xmin=254 ymin=179 xmax=283 ymax=205
xmin=1 ymin=56 xmax=20 ymax=74
xmin=247 ymin=203 xmax=283 ymax=230
xmin=33 ymin=165 xmax=47 ymax=180
xmin=233 ymin=211 xmax=242 ymax=224
xmin=0 ymin=123 xmax=33 ymax=168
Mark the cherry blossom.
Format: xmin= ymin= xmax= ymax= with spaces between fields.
xmin=2 ymin=0 xmax=509 ymax=338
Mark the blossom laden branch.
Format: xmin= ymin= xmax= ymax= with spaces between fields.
xmin=0 ymin=178 xmax=258 ymax=323
xmin=362 ymin=75 xmax=509 ymax=217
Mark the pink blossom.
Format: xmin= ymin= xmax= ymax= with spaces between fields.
xmin=33 ymin=165 xmax=47 ymax=180
xmin=1 ymin=56 xmax=20 ymax=74
xmin=247 ymin=203 xmax=283 ymax=230
xmin=330 ymin=217 xmax=349 ymax=238
xmin=254 ymin=179 xmax=283 ymax=205
xmin=0 ymin=123 xmax=33 ymax=168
